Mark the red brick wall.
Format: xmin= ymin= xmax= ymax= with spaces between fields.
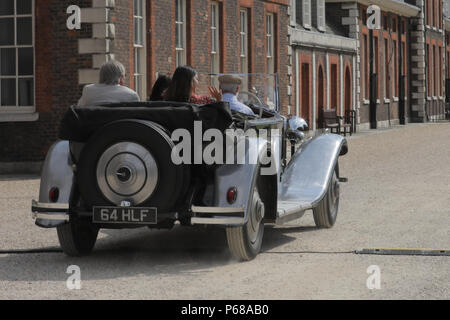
xmin=147 ymin=0 xmax=290 ymax=113
xmin=111 ymin=0 xmax=134 ymax=89
xmin=0 ymin=0 xmax=92 ymax=162
xmin=0 ymin=0 xmax=290 ymax=163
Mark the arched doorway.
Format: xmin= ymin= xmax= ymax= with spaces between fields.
xmin=317 ymin=65 xmax=325 ymax=128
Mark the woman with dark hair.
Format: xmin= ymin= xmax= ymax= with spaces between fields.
xmin=165 ymin=65 xmax=222 ymax=104
xmin=149 ymin=75 xmax=171 ymax=101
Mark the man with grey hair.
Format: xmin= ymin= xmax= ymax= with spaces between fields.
xmin=219 ymin=75 xmax=255 ymax=116
xmin=77 ymin=60 xmax=140 ymax=106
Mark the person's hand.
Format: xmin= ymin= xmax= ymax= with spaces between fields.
xmin=208 ymin=86 xmax=222 ymax=102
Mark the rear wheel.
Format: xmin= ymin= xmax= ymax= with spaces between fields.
xmin=77 ymin=120 xmax=189 ymax=212
xmin=313 ymin=163 xmax=340 ymax=228
xmin=57 ymin=218 xmax=99 ymax=257
xmin=226 ymin=176 xmax=265 ymax=261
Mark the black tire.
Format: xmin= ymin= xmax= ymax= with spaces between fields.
xmin=57 ymin=218 xmax=99 ymax=256
xmin=226 ymin=174 xmax=265 ymax=261
xmin=313 ymin=163 xmax=340 ymax=228
xmin=76 ymin=120 xmax=189 ymax=213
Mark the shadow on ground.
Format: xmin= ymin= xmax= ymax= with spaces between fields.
xmin=0 ymin=224 xmax=319 ymax=282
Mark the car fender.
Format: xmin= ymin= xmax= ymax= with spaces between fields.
xmin=212 ymin=135 xmax=279 ymax=224
xmin=33 ymin=140 xmax=74 ymax=228
xmin=279 ymin=133 xmax=348 ymax=207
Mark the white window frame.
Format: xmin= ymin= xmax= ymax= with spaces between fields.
xmin=317 ymin=0 xmax=325 ymax=32
xmin=266 ymin=13 xmax=275 ymax=75
xmin=175 ymin=0 xmax=186 ymax=67
xmin=240 ymin=8 xmax=249 ymax=90
xmin=0 ymin=0 xmax=35 ymax=114
xmin=266 ymin=13 xmax=275 ymax=106
xmin=290 ymin=0 xmax=296 ymax=27
xmin=211 ymin=1 xmax=220 ymax=75
xmin=240 ymin=9 xmax=248 ymax=74
xmin=302 ymin=0 xmax=311 ymax=29
xmin=134 ymin=0 xmax=147 ymax=99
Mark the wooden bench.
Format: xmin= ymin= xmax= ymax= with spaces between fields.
xmin=321 ymin=108 xmax=352 ymax=137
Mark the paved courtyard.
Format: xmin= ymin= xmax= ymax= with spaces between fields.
xmin=0 ymin=122 xmax=449 ymax=299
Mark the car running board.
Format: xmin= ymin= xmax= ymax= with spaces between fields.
xmin=275 ymin=201 xmax=312 ymax=225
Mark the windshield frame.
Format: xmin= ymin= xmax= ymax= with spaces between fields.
xmin=197 ymin=72 xmax=280 ymax=113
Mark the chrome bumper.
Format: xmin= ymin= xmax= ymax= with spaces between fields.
xmin=190 ymin=206 xmax=245 ymax=226
xmin=31 ymin=200 xmax=70 ymax=228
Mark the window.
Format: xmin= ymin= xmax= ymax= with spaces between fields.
xmin=427 ymin=0 xmax=432 ymax=27
xmin=439 ymin=47 xmax=442 ymax=95
xmin=374 ymin=36 xmax=379 ymax=98
xmin=313 ymin=0 xmax=325 ymax=32
xmin=331 ymin=64 xmax=338 ymax=109
xmin=266 ymin=13 xmax=274 ymax=75
xmin=289 ymin=0 xmax=296 ymax=27
xmin=394 ymin=40 xmax=398 ymax=97
xmin=434 ymin=45 xmax=438 ymax=96
xmin=302 ymin=0 xmax=311 ymax=29
xmin=266 ymin=13 xmax=275 ymax=106
xmin=384 ymin=38 xmax=390 ymax=98
xmin=134 ymin=0 xmax=146 ymax=99
xmin=0 ymin=0 xmax=34 ymax=111
xmin=301 ymin=62 xmax=310 ymax=122
xmin=364 ymin=34 xmax=369 ymax=99
xmin=211 ymin=2 xmax=220 ymax=75
xmin=240 ymin=8 xmax=249 ymax=89
xmin=427 ymin=44 xmax=432 ymax=96
xmin=175 ymin=0 xmax=186 ymax=66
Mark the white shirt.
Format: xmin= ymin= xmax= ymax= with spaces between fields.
xmin=77 ymin=83 xmax=140 ymax=106
xmin=222 ymin=93 xmax=255 ymax=116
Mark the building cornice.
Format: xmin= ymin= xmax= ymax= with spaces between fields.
xmin=326 ymin=0 xmax=420 ymax=17
xmin=445 ymin=18 xmax=450 ymax=32
xmin=291 ymin=28 xmax=358 ymax=53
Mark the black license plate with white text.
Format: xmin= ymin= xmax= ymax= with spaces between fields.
xmin=93 ymin=207 xmax=157 ymax=224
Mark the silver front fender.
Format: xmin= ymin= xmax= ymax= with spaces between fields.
xmin=32 ymin=140 xmax=74 ymax=228
xmin=279 ymin=133 xmax=347 ymax=208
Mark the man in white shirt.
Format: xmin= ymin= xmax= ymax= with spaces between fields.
xmin=78 ymin=60 xmax=140 ymax=106
xmin=218 ymin=75 xmax=255 ymax=116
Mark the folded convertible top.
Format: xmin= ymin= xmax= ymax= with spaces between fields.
xmin=59 ymin=101 xmax=233 ymax=142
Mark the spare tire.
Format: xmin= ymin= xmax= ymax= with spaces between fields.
xmin=77 ymin=120 xmax=189 ymax=213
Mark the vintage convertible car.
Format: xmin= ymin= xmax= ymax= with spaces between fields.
xmin=31 ymin=74 xmax=348 ymax=261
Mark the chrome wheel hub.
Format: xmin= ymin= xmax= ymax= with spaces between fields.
xmin=328 ymin=171 xmax=340 ymax=218
xmin=247 ymin=188 xmax=264 ymax=244
xmin=96 ymin=142 xmax=158 ymax=206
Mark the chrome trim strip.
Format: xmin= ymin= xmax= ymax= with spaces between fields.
xmin=32 ymin=200 xmax=69 ymax=210
xmin=34 ymin=213 xmax=70 ymax=221
xmin=191 ymin=206 xmax=245 ymax=214
xmin=191 ymin=217 xmax=245 ymax=225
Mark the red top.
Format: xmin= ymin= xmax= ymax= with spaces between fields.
xmin=190 ymin=94 xmax=214 ymax=105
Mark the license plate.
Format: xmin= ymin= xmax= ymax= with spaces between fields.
xmin=93 ymin=207 xmax=157 ymax=224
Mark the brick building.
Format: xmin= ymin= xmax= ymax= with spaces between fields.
xmin=0 ymin=0 xmax=290 ymax=172
xmin=319 ymin=0 xmax=446 ymax=129
xmin=409 ymin=0 xmax=446 ymax=122
xmin=297 ymin=0 xmax=421 ymax=130
xmin=288 ymin=0 xmax=358 ymax=131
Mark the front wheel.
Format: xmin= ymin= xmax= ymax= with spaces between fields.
xmin=57 ymin=218 xmax=99 ymax=257
xmin=226 ymin=179 xmax=265 ymax=261
xmin=313 ymin=163 xmax=340 ymax=228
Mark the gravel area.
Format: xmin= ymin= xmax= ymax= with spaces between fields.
xmin=0 ymin=123 xmax=449 ymax=299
